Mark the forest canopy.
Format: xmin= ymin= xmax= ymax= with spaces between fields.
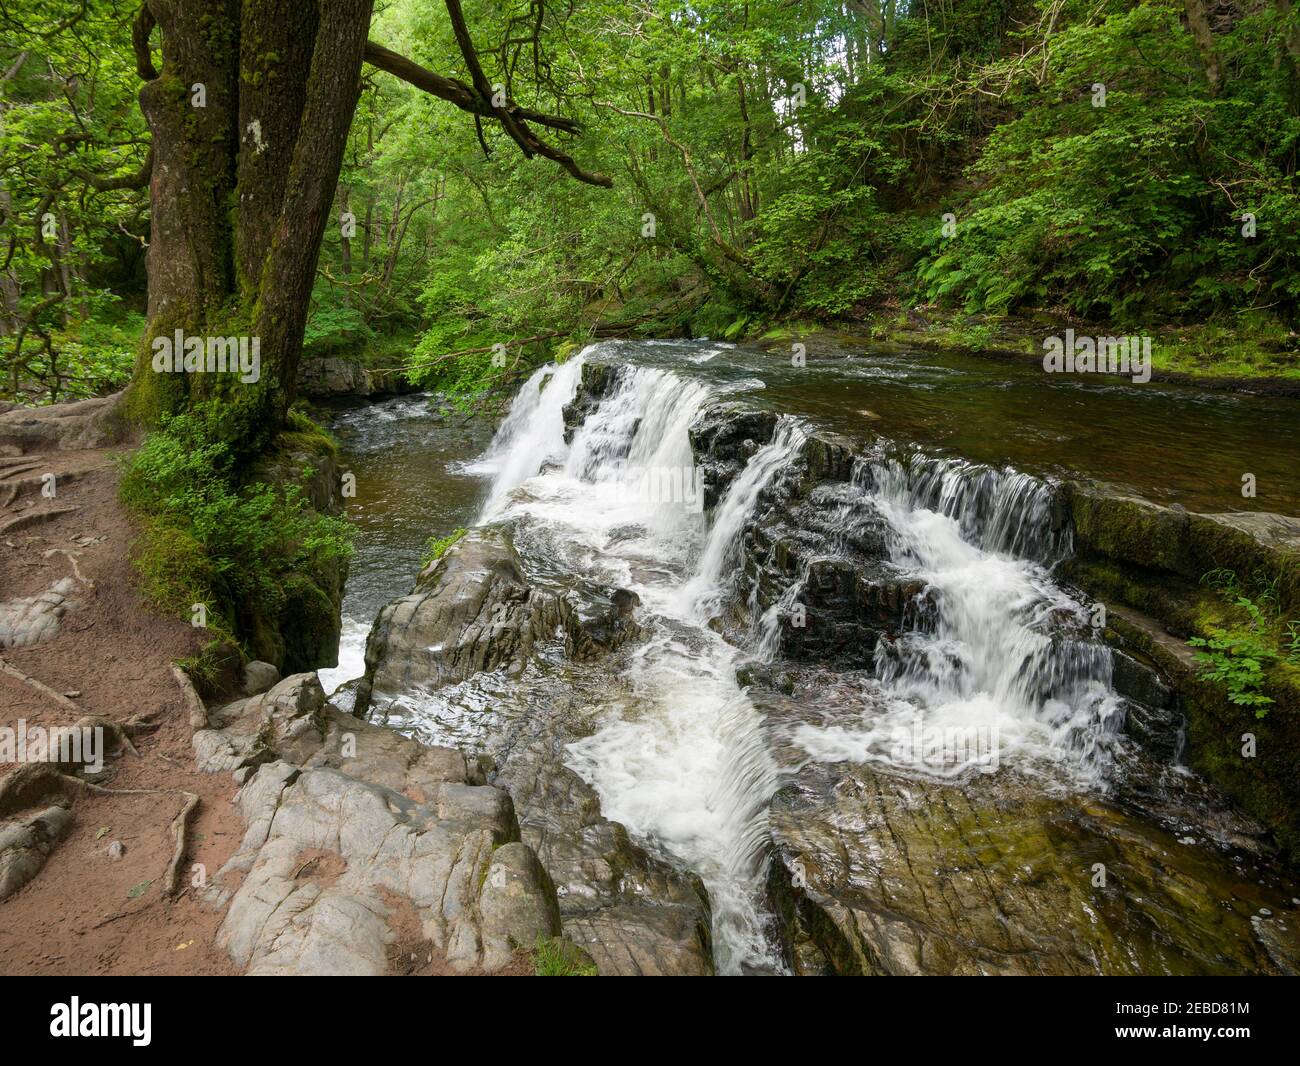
xmin=3 ymin=0 xmax=1299 ymax=405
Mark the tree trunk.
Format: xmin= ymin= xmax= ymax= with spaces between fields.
xmin=128 ymin=0 xmax=374 ymax=452
xmin=1183 ymin=0 xmax=1222 ymax=95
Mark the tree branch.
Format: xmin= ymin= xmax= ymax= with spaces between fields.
xmin=362 ymin=34 xmax=612 ymax=188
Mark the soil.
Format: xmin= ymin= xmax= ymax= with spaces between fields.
xmin=0 ymin=445 xmax=242 ymax=975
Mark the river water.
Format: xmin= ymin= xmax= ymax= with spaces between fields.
xmin=320 ymin=337 xmax=1300 ymax=974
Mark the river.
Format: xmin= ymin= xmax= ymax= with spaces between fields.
xmin=318 ymin=336 xmax=1300 ymax=975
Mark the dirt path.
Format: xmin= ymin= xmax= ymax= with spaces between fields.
xmin=0 ymin=444 xmax=242 ymax=975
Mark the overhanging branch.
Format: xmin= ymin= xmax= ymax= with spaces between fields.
xmin=362 ymin=35 xmax=612 ymax=188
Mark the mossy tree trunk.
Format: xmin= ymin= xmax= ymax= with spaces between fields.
xmin=128 ymin=0 xmax=373 ymax=454
xmin=126 ymin=0 xmax=607 ymax=458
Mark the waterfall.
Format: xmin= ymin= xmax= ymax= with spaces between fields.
xmin=466 ymin=352 xmax=1125 ymax=970
xmin=479 ymin=353 xmax=786 ymax=974
xmin=791 ymin=455 xmax=1121 ymax=783
xmin=472 ymin=352 xmax=587 ymax=519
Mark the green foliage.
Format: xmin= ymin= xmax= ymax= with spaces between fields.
xmin=420 ymin=527 xmax=467 ymax=568
xmin=1 ymin=4 xmax=151 ymax=402
xmin=1188 ymin=569 xmax=1300 ymax=717
xmin=532 ymin=936 xmax=598 ymax=976
xmin=10 ymin=0 xmax=1300 ymax=408
xmin=914 ymin=0 xmax=1300 ymax=324
xmin=120 ymin=405 xmax=354 ymax=645
xmin=1188 ymin=620 xmax=1280 ymax=716
xmin=303 ymin=286 xmax=374 ymax=358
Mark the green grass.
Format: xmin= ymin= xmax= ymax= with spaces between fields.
xmin=420 ymin=527 xmax=467 ymax=568
xmin=532 ymin=936 xmax=598 ymax=977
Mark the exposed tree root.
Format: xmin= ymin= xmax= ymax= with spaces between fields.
xmin=0 ymin=505 xmax=79 ymax=535
xmin=41 ymin=547 xmax=94 ymax=588
xmin=64 ymin=778 xmax=200 ymax=898
xmin=170 ymin=664 xmax=210 ymax=732
xmin=0 ymin=655 xmax=82 ymax=714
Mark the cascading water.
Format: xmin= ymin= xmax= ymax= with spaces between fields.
xmin=475 ymin=351 xmax=789 ymax=974
xmin=469 ymin=349 xmax=1131 ymax=968
xmin=790 ymin=455 xmax=1123 ymax=783
xmin=323 ymin=338 xmax=1299 ymax=976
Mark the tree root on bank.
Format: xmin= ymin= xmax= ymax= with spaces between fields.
xmin=42 ymin=547 xmax=93 ymax=588
xmin=60 ymin=778 xmax=199 ymax=899
xmin=170 ymin=664 xmax=210 ymax=732
xmin=0 ymin=655 xmax=83 ymax=714
xmin=0 ymin=505 xmax=79 ymax=535
xmin=0 ymin=468 xmax=95 ymax=512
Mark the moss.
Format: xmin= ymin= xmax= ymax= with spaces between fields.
xmin=532 ymin=936 xmax=598 ymax=976
xmin=120 ymin=405 xmax=351 ymax=675
xmin=1064 ymin=485 xmax=1300 ymax=862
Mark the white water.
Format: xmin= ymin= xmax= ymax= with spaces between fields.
xmin=450 ymin=348 xmax=1126 ymax=970
xmin=476 ymin=350 xmax=788 ymax=973
xmin=790 ymin=457 xmax=1122 ymax=783
xmin=318 ymin=615 xmax=370 ymax=696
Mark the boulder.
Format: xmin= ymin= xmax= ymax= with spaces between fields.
xmin=0 ymin=392 xmax=124 ymax=453
xmin=240 ymin=660 xmax=281 ymax=696
xmin=209 ymin=763 xmax=552 ymax=974
xmin=0 ymin=577 xmax=80 ymax=649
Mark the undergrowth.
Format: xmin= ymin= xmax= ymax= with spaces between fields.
xmin=119 ymin=402 xmax=354 ymax=655
xmin=1188 ymin=568 xmax=1300 ymax=718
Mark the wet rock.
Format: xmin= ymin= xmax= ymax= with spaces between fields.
xmin=688 ymin=401 xmax=779 ymax=509
xmin=296 ymin=356 xmax=367 ymax=397
xmin=363 ymin=530 xmax=557 ymax=699
xmin=562 ymin=362 xmax=623 ymax=443
xmin=768 ymin=762 xmax=1300 ymax=975
xmin=1110 ymin=649 xmax=1183 ymax=761
xmin=361 ymin=530 xmax=643 ymax=708
xmin=1064 ymin=481 xmax=1300 ymax=618
xmin=565 ymin=586 xmax=642 ymax=659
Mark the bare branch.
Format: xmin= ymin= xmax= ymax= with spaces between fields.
xmin=363 ymin=31 xmax=612 ymax=188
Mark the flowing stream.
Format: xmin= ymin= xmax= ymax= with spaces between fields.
xmin=322 ymin=337 xmax=1300 ymax=974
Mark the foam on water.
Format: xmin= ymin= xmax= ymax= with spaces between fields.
xmin=445 ymin=346 xmax=1125 ymax=968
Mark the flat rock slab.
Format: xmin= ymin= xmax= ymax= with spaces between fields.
xmin=0 ymin=577 xmax=79 ymax=649
xmin=770 ymin=762 xmax=1300 ymax=976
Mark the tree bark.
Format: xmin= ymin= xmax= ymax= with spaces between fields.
xmin=1183 ymin=0 xmax=1222 ymax=95
xmin=127 ymin=0 xmax=604 ymax=450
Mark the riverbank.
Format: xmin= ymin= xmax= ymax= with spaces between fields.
xmin=0 ymin=398 xmax=577 ymax=976
xmin=756 ymin=307 xmax=1300 ymax=393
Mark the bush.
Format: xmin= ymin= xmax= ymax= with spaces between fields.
xmin=120 ymin=404 xmax=354 ymax=649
